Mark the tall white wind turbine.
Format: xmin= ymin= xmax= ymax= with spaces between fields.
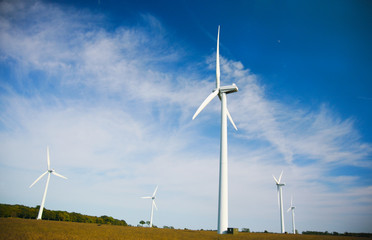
xmin=287 ymin=195 xmax=296 ymax=234
xmin=273 ymin=171 xmax=285 ymax=233
xmin=192 ymin=25 xmax=238 ymax=234
xmin=29 ymin=147 xmax=67 ymax=220
xmin=141 ymin=185 xmax=158 ymax=228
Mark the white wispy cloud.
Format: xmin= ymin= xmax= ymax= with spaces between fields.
xmin=0 ymin=0 xmax=371 ymax=233
xmin=218 ymin=57 xmax=372 ymax=167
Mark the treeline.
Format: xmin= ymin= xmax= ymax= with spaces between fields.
xmin=0 ymin=203 xmax=127 ymax=226
xmin=302 ymin=231 xmax=372 ymax=238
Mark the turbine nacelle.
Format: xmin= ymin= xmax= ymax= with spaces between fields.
xmin=288 ymin=206 xmax=295 ymax=211
xmin=219 ymin=84 xmax=238 ymax=94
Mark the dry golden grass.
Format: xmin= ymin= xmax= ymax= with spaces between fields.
xmin=0 ymin=218 xmax=370 ymax=240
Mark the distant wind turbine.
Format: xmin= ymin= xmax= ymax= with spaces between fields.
xmin=287 ymin=195 xmax=296 ymax=234
xmin=141 ymin=185 xmax=158 ymax=228
xmin=273 ymin=170 xmax=285 ymax=233
xmin=29 ymin=147 xmax=67 ymax=220
xmin=192 ymin=25 xmax=238 ymax=234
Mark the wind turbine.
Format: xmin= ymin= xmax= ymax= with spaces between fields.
xmin=192 ymin=25 xmax=238 ymax=234
xmin=29 ymin=146 xmax=67 ymax=220
xmin=287 ymin=195 xmax=296 ymax=234
xmin=273 ymin=170 xmax=285 ymax=233
xmin=141 ymin=185 xmax=158 ymax=228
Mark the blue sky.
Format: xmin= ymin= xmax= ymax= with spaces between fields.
xmin=0 ymin=0 xmax=371 ymax=233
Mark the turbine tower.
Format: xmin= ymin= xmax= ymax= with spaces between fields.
xmin=192 ymin=25 xmax=238 ymax=234
xmin=287 ymin=195 xmax=296 ymax=234
xmin=273 ymin=171 xmax=285 ymax=233
xmin=29 ymin=146 xmax=67 ymax=220
xmin=141 ymin=185 xmax=158 ymax=228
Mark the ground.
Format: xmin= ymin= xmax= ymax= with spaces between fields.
xmin=0 ymin=218 xmax=369 ymax=240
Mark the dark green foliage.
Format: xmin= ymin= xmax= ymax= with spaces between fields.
xmin=0 ymin=203 xmax=127 ymax=226
xmin=0 ymin=204 xmax=38 ymax=218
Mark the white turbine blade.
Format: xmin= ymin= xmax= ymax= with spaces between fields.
xmin=278 ymin=170 xmax=284 ymax=183
xmin=47 ymin=146 xmax=50 ymax=170
xmin=152 ymin=185 xmax=158 ymax=198
xmin=141 ymin=196 xmax=152 ymax=199
xmin=287 ymin=207 xmax=291 ymax=212
xmin=52 ymin=171 xmax=67 ymax=179
xmin=216 ymin=25 xmax=220 ymax=89
xmin=226 ymin=108 xmax=237 ymax=130
xmin=272 ymin=175 xmax=279 ymax=184
xmin=153 ymin=200 xmax=158 ymax=210
xmin=192 ymin=90 xmax=219 ymax=120
xmin=29 ymin=171 xmax=48 ymax=188
xmin=291 ymin=195 xmax=293 ymax=206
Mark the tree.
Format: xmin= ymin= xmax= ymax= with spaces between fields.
xmin=101 ymin=215 xmax=115 ymax=225
xmin=242 ymin=228 xmax=250 ymax=233
xmin=146 ymin=221 xmax=150 ymax=226
xmin=58 ymin=211 xmax=70 ymax=221
xmin=0 ymin=203 xmax=127 ymax=226
xmin=139 ymin=220 xmax=145 ymax=226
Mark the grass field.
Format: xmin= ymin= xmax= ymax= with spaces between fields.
xmin=0 ymin=218 xmax=370 ymax=240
